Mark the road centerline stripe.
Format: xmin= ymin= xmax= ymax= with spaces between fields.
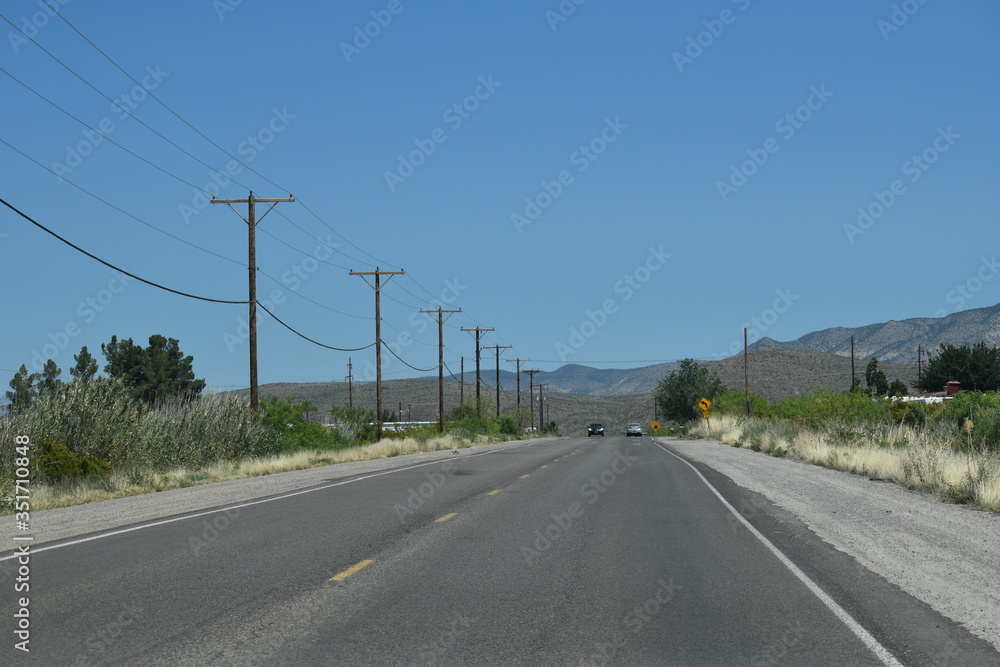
xmin=487 ymin=490 xmax=501 ymax=496
xmin=330 ymin=559 xmax=373 ymax=581
xmin=435 ymin=513 xmax=458 ymax=522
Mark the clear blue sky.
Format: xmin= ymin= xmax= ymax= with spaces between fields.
xmin=1 ymin=0 xmax=998 ymax=392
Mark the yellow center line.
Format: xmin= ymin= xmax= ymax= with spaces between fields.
xmin=435 ymin=513 xmax=458 ymax=522
xmin=330 ymin=559 xmax=374 ymax=581
xmin=488 ymin=489 xmax=501 ymax=496
xmin=541 ymin=465 xmax=548 ymax=468
xmin=520 ymin=474 xmax=530 ymax=479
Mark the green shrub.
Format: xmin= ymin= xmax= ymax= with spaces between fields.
xmin=771 ymin=389 xmax=892 ymax=428
xmin=498 ymin=415 xmax=519 ymax=435
xmin=36 ymin=439 xmax=81 ymax=482
xmin=714 ymin=388 xmax=771 ymax=418
xmin=79 ymin=457 xmax=112 ymax=477
xmin=0 ymin=378 xmax=280 ymax=474
xmin=968 ymin=407 xmax=1000 ymax=452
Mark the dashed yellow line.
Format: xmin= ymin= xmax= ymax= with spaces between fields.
xmin=435 ymin=513 xmax=458 ymax=522
xmin=488 ymin=489 xmax=501 ymax=496
xmin=541 ymin=465 xmax=548 ymax=469
xmin=520 ymin=474 xmax=530 ymax=479
xmin=330 ymin=559 xmax=373 ymax=581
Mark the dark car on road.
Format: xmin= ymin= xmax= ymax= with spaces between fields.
xmin=587 ymin=423 xmax=605 ymax=436
xmin=626 ymin=423 xmax=643 ymax=437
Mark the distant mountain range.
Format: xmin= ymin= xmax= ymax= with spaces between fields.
xmin=242 ymin=303 xmax=997 ymax=428
xmin=438 ymin=362 xmax=680 ymax=398
xmin=747 ymin=302 xmax=1000 ymax=364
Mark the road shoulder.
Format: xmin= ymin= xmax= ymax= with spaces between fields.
xmin=660 ymin=437 xmax=1000 ymax=655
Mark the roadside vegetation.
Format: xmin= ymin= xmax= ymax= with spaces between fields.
xmin=657 ymin=355 xmax=1000 ymax=513
xmin=1 ymin=338 xmax=556 ymax=513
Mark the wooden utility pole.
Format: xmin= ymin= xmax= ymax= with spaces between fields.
xmin=744 ymin=327 xmax=750 ymax=417
xmin=484 ymin=345 xmax=511 ymax=418
xmin=346 ymin=357 xmax=353 ymax=408
xmin=506 ymin=358 xmax=528 ymax=410
xmin=851 ymin=336 xmax=856 ymax=392
xmin=523 ymin=369 xmax=540 ymax=431
xmin=917 ymin=345 xmax=923 ymax=383
xmin=538 ymin=383 xmax=548 ymax=429
xmin=211 ymin=191 xmax=295 ymax=416
xmin=460 ymin=357 xmax=464 ymax=405
xmin=507 ymin=358 xmax=529 ymax=431
xmin=350 ymin=267 xmax=405 ymax=439
xmin=461 ymin=327 xmax=494 ymax=417
xmin=420 ymin=307 xmax=461 ymax=432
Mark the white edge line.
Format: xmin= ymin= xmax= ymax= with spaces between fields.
xmin=0 ymin=439 xmax=547 ymax=561
xmin=655 ymin=442 xmax=903 ymax=667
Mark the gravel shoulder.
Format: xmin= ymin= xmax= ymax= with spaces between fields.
xmin=0 ymin=437 xmax=561 ymax=549
xmin=662 ymin=437 xmax=1000 ymax=653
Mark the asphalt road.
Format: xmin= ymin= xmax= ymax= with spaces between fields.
xmin=2 ymin=435 xmax=995 ymax=665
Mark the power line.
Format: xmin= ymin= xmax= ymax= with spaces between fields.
xmin=0 ymin=14 xmax=254 ymax=192
xmin=6 ymin=10 xmax=396 ymax=282
xmin=273 ymin=208 xmax=385 ymax=271
xmin=298 ymin=200 xmax=398 ymax=270
xmin=0 ymin=66 xmax=214 ymax=194
xmin=4 ymin=13 xmax=520 ymax=376
xmin=0 ymin=196 xmax=247 ymax=304
xmin=48 ymin=8 xmax=291 ymax=194
xmin=256 ymin=270 xmax=371 ymax=320
xmin=256 ymin=226 xmax=352 ymax=271
xmin=270 ymin=209 xmax=366 ymax=269
xmin=0 ymin=136 xmax=244 ymax=267
xmin=380 ymin=340 xmax=436 ymax=373
xmin=257 ymin=303 xmax=375 ymax=352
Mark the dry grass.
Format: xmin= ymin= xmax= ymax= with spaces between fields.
xmin=19 ymin=433 xmax=494 ymax=513
xmin=691 ymin=415 xmax=1000 ymax=512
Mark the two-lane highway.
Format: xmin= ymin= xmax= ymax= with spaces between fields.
xmin=2 ymin=435 xmax=995 ymax=665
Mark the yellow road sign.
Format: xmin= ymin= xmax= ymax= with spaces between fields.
xmin=651 ymin=421 xmax=660 ymax=431
xmin=698 ymin=397 xmax=712 ymax=411
xmin=702 ymin=410 xmax=711 ymax=419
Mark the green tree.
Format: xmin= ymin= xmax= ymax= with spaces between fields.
xmin=102 ymin=335 xmax=205 ymax=405
xmin=916 ymin=342 xmax=1000 ymax=393
xmin=37 ymin=359 xmax=64 ymax=399
xmin=102 ymin=336 xmax=144 ymax=387
xmin=5 ymin=364 xmax=38 ymax=414
xmin=655 ymin=359 xmax=724 ymax=423
xmin=864 ymin=358 xmax=889 ymax=396
xmin=137 ymin=335 xmax=205 ymax=404
xmin=70 ymin=346 xmax=99 ymax=383
xmin=887 ymin=378 xmax=908 ymax=396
